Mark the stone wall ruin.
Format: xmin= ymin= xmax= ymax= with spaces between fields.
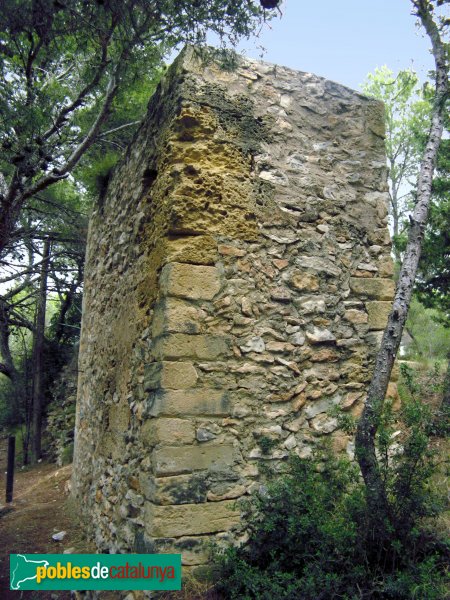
xmin=72 ymin=47 xmax=394 ymax=568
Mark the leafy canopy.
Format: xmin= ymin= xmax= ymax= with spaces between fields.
xmin=0 ymin=0 xmax=274 ymax=255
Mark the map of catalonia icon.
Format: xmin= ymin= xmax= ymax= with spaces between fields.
xmin=10 ymin=554 xmax=49 ymax=590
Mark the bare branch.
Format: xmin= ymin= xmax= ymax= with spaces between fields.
xmin=42 ymin=24 xmax=115 ymax=142
xmin=99 ymin=120 xmax=141 ymax=137
xmin=3 ymin=276 xmax=39 ymax=300
xmin=23 ymin=75 xmax=119 ymax=202
xmin=63 ymin=75 xmax=119 ymax=172
xmin=9 ymin=313 xmax=35 ymax=332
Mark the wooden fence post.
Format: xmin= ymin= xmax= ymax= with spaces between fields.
xmin=6 ymin=435 xmax=15 ymax=503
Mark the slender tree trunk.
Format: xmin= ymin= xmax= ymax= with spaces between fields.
xmin=390 ymin=181 xmax=401 ymax=263
xmin=442 ymin=351 xmax=450 ymax=410
xmin=31 ymin=238 xmax=51 ymax=463
xmin=0 ymin=299 xmax=18 ymax=383
xmin=0 ymin=174 xmax=23 ymax=259
xmin=355 ymin=0 xmax=449 ymax=535
xmin=0 ymin=298 xmax=25 ymax=415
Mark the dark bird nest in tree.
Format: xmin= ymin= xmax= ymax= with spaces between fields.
xmin=260 ymin=0 xmax=281 ymax=9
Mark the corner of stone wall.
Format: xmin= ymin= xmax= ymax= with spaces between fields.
xmin=72 ymin=47 xmax=394 ymax=570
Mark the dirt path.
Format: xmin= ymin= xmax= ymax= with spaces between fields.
xmin=0 ymin=436 xmax=94 ymax=599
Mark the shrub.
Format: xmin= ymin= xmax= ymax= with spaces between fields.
xmin=215 ymin=388 xmax=449 ymax=600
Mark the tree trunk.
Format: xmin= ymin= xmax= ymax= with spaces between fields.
xmin=0 ymin=298 xmax=25 ymax=414
xmin=442 ymin=351 xmax=450 ymax=410
xmin=355 ymin=0 xmax=449 ymax=535
xmin=0 ymin=174 xmax=23 ymax=259
xmin=389 ymin=162 xmax=399 ymax=233
xmin=31 ymin=238 xmax=51 ymax=463
xmin=390 ymin=180 xmax=401 ymax=263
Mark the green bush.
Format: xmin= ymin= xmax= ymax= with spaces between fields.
xmin=215 ymin=389 xmax=449 ymax=600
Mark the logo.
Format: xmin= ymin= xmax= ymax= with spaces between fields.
xmin=10 ymin=554 xmax=181 ymax=591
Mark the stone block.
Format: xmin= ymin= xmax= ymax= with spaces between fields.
xmin=303 ymin=363 xmax=340 ymax=381
xmin=331 ymin=433 xmax=351 ymax=453
xmin=297 ymin=298 xmax=326 ymax=313
xmin=290 ymin=271 xmax=319 ymax=291
xmin=144 ymin=500 xmax=240 ymax=537
xmin=265 ymin=341 xmax=296 ymax=353
xmin=218 ymin=244 xmax=246 ymax=257
xmin=377 ymin=256 xmax=394 ymax=277
xmin=344 ymin=309 xmax=368 ymax=324
xmin=160 ymin=262 xmax=221 ymax=300
xmin=147 ymin=389 xmax=230 ymax=417
xmin=310 ymin=414 xmax=338 ymax=434
xmin=161 ymin=361 xmax=198 ymax=389
xmin=152 ymin=299 xmax=202 ymax=337
xmin=153 ymin=444 xmax=235 ymax=475
xmin=304 ymin=397 xmax=336 ymax=419
xmin=239 ymin=336 xmax=265 ymax=353
xmin=141 ymin=418 xmax=195 ymax=446
xmin=153 ymin=333 xmax=230 ymax=361
xmin=306 ymin=327 xmax=336 ymax=344
xmin=151 ymin=535 xmax=211 ymax=565
xmin=311 ymin=348 xmax=339 ymax=362
xmin=366 ymin=301 xmax=392 ymax=330
xmin=141 ymin=473 xmax=208 ymax=505
xmin=349 ymin=278 xmax=395 ymax=300
xmin=340 ymin=391 xmax=365 ymax=411
xmin=296 ymin=256 xmax=341 ymax=276
xmin=367 ymin=228 xmax=391 ymax=246
xmin=386 ymin=381 xmax=399 ymax=401
xmin=144 ymin=361 xmax=198 ymax=391
xmin=163 ymin=235 xmax=218 ymax=265
xmin=100 ymin=431 xmax=126 ymax=460
xmin=366 ymin=330 xmax=383 ymax=350
xmin=108 ymin=402 xmax=130 ymax=431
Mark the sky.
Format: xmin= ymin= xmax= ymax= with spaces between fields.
xmin=231 ymin=0 xmax=438 ymax=92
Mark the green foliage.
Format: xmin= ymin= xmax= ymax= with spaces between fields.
xmin=0 ymin=320 xmax=33 ymax=430
xmin=216 ymin=451 xmax=366 ymax=600
xmin=0 ymin=0 xmax=269 ymax=194
xmin=0 ymin=0 xmax=279 ymax=266
xmin=405 ymin=297 xmax=450 ymax=359
xmin=215 ymin=391 xmax=449 ymax=599
xmin=75 ymin=65 xmax=164 ymax=201
xmin=398 ymin=361 xmax=449 ymax=440
xmin=0 ymin=378 xmax=21 ymax=429
xmin=329 ymin=405 xmax=357 ymax=435
xmin=78 ymin=151 xmax=118 ymax=200
xmin=257 ymin=435 xmax=278 ymax=454
xmin=416 ymin=118 xmax=450 ymax=326
xmin=418 ymin=194 xmax=450 ymax=327
xmin=362 ymin=67 xmax=432 ymax=260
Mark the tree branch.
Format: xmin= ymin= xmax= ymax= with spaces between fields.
xmin=2 ymin=276 xmax=39 ymax=301
xmin=23 ymin=75 xmax=119 ymax=201
xmin=98 ymin=120 xmax=141 ymax=137
xmin=0 ymin=362 xmax=12 ymax=378
xmin=42 ymin=24 xmax=115 ymax=142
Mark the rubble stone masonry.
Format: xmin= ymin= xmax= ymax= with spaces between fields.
xmin=72 ymin=47 xmax=394 ymax=568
